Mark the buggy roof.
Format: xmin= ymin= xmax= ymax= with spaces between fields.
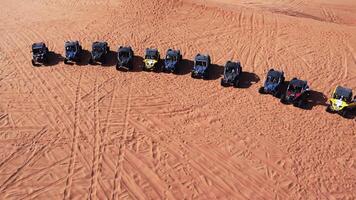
xmin=335 ymin=86 xmax=352 ymax=99
xmin=32 ymin=42 xmax=46 ymax=49
xmin=225 ymin=61 xmax=240 ymax=69
xmin=118 ymin=46 xmax=132 ymax=52
xmin=267 ymin=70 xmax=283 ymax=78
xmin=65 ymin=41 xmax=79 ymax=47
xmin=166 ymin=49 xmax=179 ymax=57
xmin=145 ymin=48 xmax=158 ymax=56
xmin=92 ymin=41 xmax=107 ymax=48
xmin=289 ymin=78 xmax=307 ymax=87
xmin=195 ymin=54 xmax=209 ymax=61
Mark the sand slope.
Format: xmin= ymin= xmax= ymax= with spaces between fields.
xmin=0 ymin=0 xmax=355 ymax=199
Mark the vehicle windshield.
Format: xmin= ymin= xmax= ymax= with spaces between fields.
xmin=66 ymin=45 xmax=76 ymax=52
xmin=33 ymin=48 xmax=43 ymax=54
xmin=267 ymin=76 xmax=278 ymax=83
xmin=166 ymin=55 xmax=177 ymax=61
xmin=196 ymin=61 xmax=207 ymax=67
xmin=289 ymin=84 xmax=302 ymax=93
xmin=226 ymin=66 xmax=236 ymax=73
xmin=145 ymin=54 xmax=157 ymax=60
xmin=119 ymin=51 xmax=130 ymax=58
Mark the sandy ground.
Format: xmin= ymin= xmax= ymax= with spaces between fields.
xmin=0 ymin=0 xmax=356 ymax=199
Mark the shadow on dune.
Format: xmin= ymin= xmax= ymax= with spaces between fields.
xmin=42 ymin=51 xmax=64 ymax=67
xmin=77 ymin=49 xmax=91 ymax=66
xmin=238 ymin=71 xmax=260 ymax=88
xmin=208 ymin=64 xmax=224 ymax=80
xmin=101 ymin=50 xmax=117 ymax=67
xmin=308 ymin=90 xmax=328 ymax=108
xmin=175 ymin=59 xmax=193 ymax=75
xmin=130 ymin=55 xmax=144 ymax=72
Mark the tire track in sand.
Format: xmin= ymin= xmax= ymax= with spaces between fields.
xmin=111 ymin=81 xmax=132 ymax=200
xmin=88 ymin=75 xmax=101 ymax=200
xmin=63 ymin=72 xmax=83 ymax=200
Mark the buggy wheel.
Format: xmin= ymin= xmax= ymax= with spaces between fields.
xmin=294 ymin=100 xmax=305 ymax=108
xmin=43 ymin=56 xmax=48 ymax=64
xmin=233 ymin=79 xmax=240 ymax=88
xmin=100 ymin=57 xmax=106 ymax=65
xmin=326 ymin=106 xmax=334 ymax=113
xmin=173 ymin=67 xmax=178 ymax=74
xmin=273 ymin=90 xmax=281 ymax=98
xmin=280 ymin=94 xmax=288 ymax=104
xmin=340 ymin=109 xmax=350 ymax=118
xmin=221 ymin=79 xmax=228 ymax=87
xmin=31 ymin=60 xmax=36 ymax=66
xmin=64 ymin=58 xmax=68 ymax=64
xmin=89 ymin=58 xmax=93 ymax=65
xmin=203 ymin=73 xmax=209 ymax=80
xmin=258 ymin=87 xmax=266 ymax=94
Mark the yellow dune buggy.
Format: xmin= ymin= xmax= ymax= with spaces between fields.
xmin=326 ymin=86 xmax=356 ymax=118
xmin=143 ymin=48 xmax=161 ymax=72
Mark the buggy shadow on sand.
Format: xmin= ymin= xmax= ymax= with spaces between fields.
xmin=127 ymin=55 xmax=144 ymax=72
xmin=43 ymin=51 xmax=64 ymax=66
xmin=77 ymin=49 xmax=91 ymax=66
xmin=175 ymin=59 xmax=193 ymax=75
xmin=208 ymin=64 xmax=224 ymax=80
xmin=237 ymin=71 xmax=260 ymax=88
xmin=101 ymin=50 xmax=117 ymax=67
xmin=285 ymin=89 xmax=328 ymax=110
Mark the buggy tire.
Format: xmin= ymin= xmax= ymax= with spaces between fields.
xmin=89 ymin=58 xmax=94 ymax=65
xmin=64 ymin=58 xmax=68 ymax=64
xmin=280 ymin=94 xmax=288 ymax=104
xmin=221 ymin=79 xmax=228 ymax=87
xmin=340 ymin=109 xmax=350 ymax=118
xmin=273 ymin=90 xmax=281 ymax=98
xmin=233 ymin=79 xmax=240 ymax=88
xmin=258 ymin=87 xmax=266 ymax=94
xmin=326 ymin=106 xmax=333 ymax=113
xmin=294 ymin=100 xmax=305 ymax=108
xmin=31 ymin=60 xmax=36 ymax=66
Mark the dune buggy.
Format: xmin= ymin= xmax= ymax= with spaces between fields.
xmin=31 ymin=42 xmax=49 ymax=66
xmin=64 ymin=41 xmax=82 ymax=64
xmin=163 ymin=49 xmax=182 ymax=73
xmin=326 ymin=86 xmax=356 ymax=117
xmin=221 ymin=60 xmax=242 ymax=87
xmin=280 ymin=78 xmax=310 ymax=108
xmin=191 ymin=53 xmax=211 ymax=79
xmin=116 ymin=46 xmax=134 ymax=71
xmin=258 ymin=69 xmax=285 ymax=97
xmin=143 ymin=48 xmax=161 ymax=71
xmin=89 ymin=41 xmax=109 ymax=65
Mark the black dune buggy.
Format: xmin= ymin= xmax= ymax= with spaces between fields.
xmin=31 ymin=42 xmax=49 ymax=66
xmin=221 ymin=60 xmax=242 ymax=87
xmin=116 ymin=46 xmax=134 ymax=71
xmin=64 ymin=41 xmax=82 ymax=64
xmin=280 ymin=78 xmax=310 ymax=108
xmin=191 ymin=53 xmax=211 ymax=79
xmin=89 ymin=41 xmax=109 ymax=65
xmin=258 ymin=69 xmax=285 ymax=97
xmin=163 ymin=49 xmax=182 ymax=73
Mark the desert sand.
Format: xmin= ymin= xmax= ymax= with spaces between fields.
xmin=0 ymin=0 xmax=355 ymax=199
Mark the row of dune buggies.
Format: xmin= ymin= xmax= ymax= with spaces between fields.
xmin=257 ymin=69 xmax=356 ymax=118
xmin=31 ymin=41 xmax=356 ymax=118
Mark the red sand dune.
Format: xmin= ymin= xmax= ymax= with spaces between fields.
xmin=0 ymin=0 xmax=355 ymax=199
